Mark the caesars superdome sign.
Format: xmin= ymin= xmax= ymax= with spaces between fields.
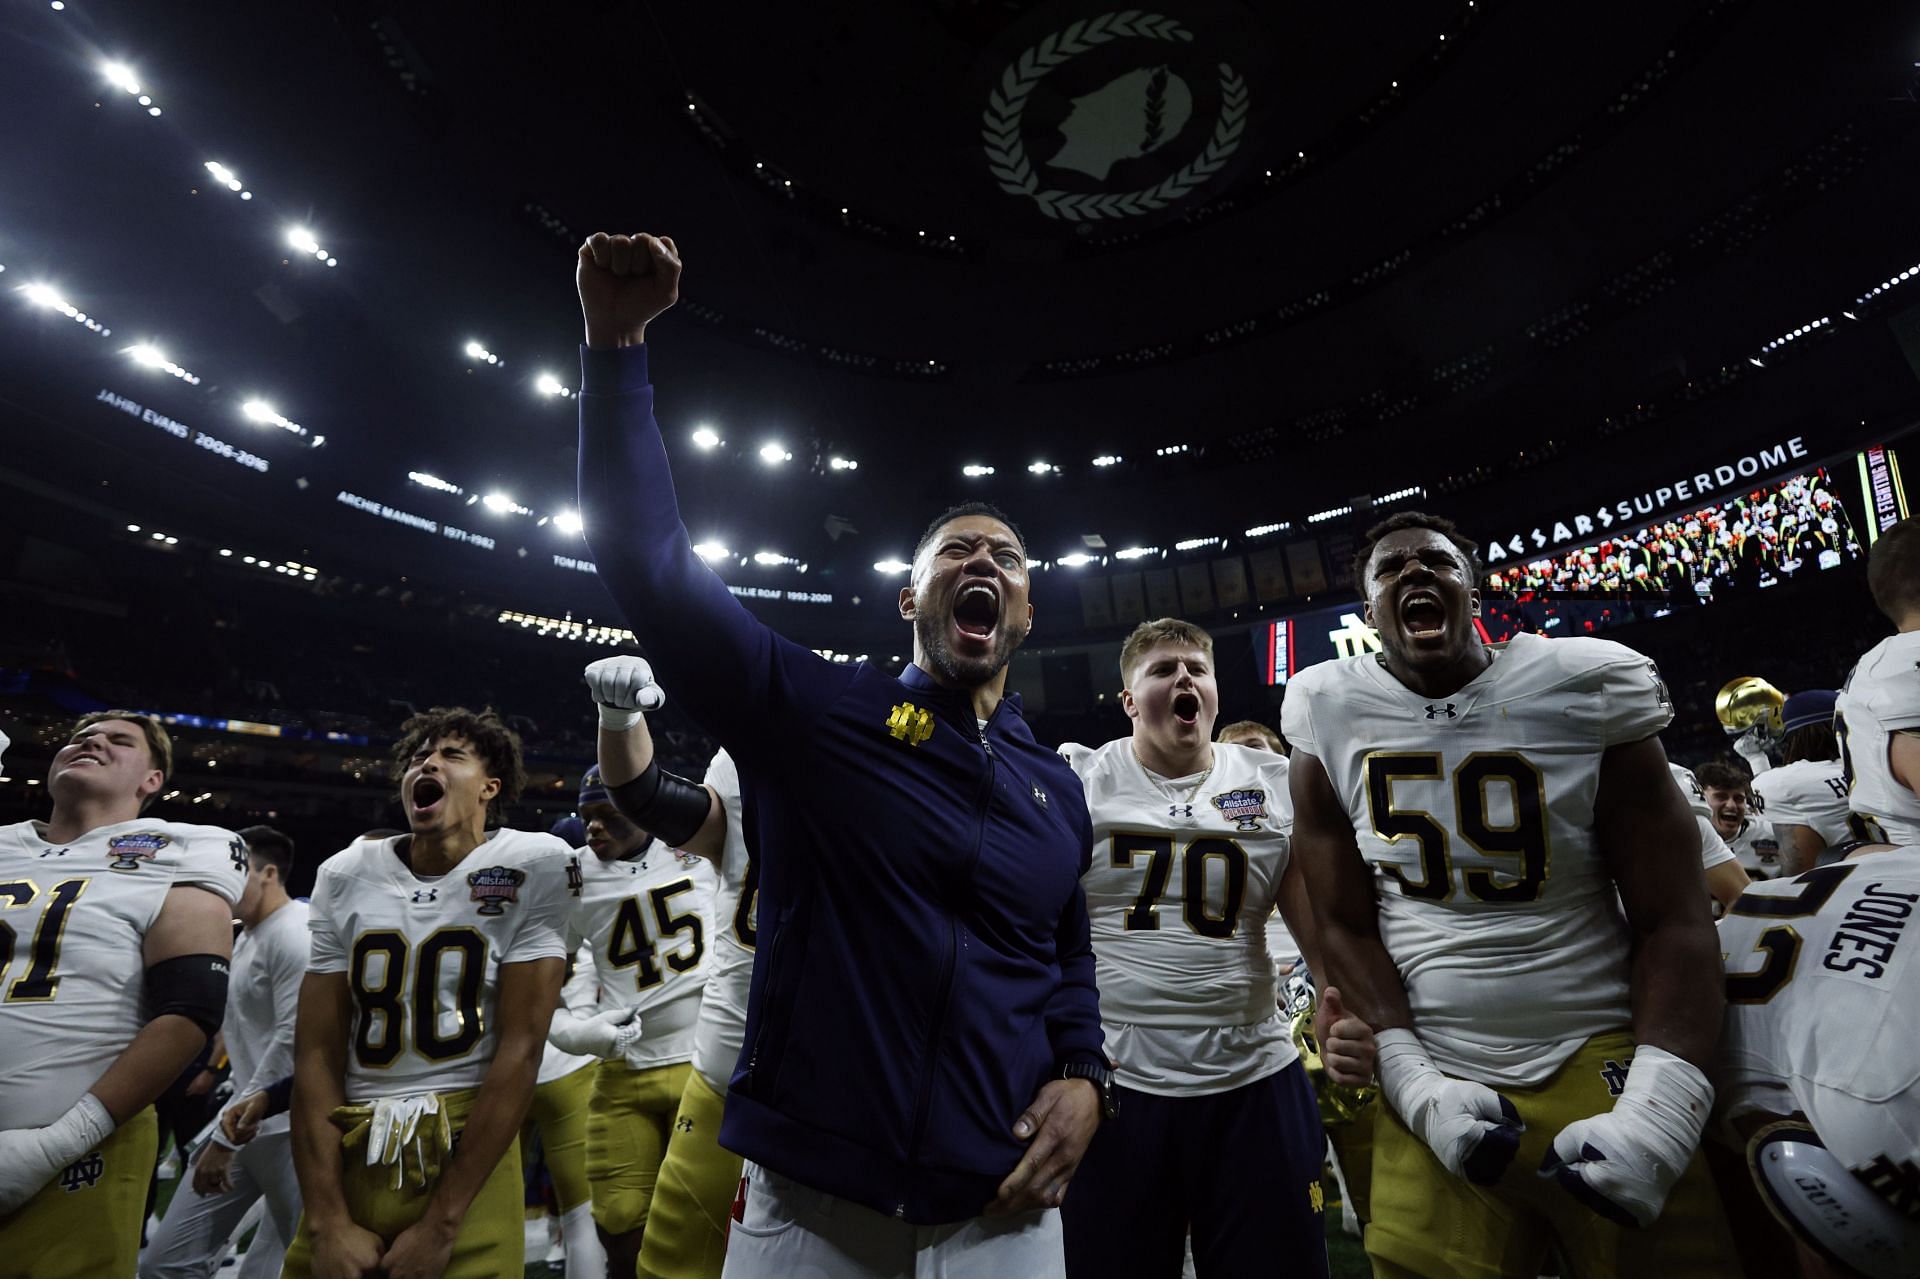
xmin=982 ymin=10 xmax=1249 ymax=222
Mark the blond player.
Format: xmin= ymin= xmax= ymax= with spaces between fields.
xmin=1057 ymin=619 xmax=1357 ymax=1278
xmin=564 ymin=657 xmax=719 ymax=1277
xmin=0 ymin=712 xmax=243 ymax=1279
xmin=1287 ymin=513 xmax=1738 ymax=1278
xmin=1712 ymin=846 xmax=1920 ymax=1277
xmin=283 ymin=707 xmax=571 ymax=1279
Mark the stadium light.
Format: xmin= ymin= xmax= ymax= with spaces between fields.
xmin=1057 ymin=553 xmax=1098 ymax=567
xmin=829 ymin=456 xmax=858 ymax=471
xmin=1115 ymin=546 xmax=1158 ymax=560
xmin=873 ymin=559 xmax=910 ymax=573
xmin=1028 ymin=461 xmax=1059 ymax=476
xmin=691 ymin=426 xmax=721 ymax=450
xmin=758 ymin=442 xmax=792 ymax=465
xmin=463 ymin=340 xmax=500 ymax=365
xmin=1307 ymin=505 xmax=1351 ymax=524
xmin=100 ymin=62 xmax=140 ymax=95
xmin=753 ymin=550 xmax=792 ymax=566
xmin=240 ymin=399 xmax=307 ymax=437
xmin=1092 ymin=454 xmax=1122 ymax=467
xmin=1377 ymin=485 xmax=1425 ymax=504
xmin=553 ymin=510 xmax=584 ymax=535
xmin=535 ymin=372 xmax=571 ymax=398
xmin=692 ymin=541 xmax=730 ymax=562
xmin=203 ymin=161 xmax=246 ymax=196
xmin=408 ymin=471 xmax=461 ymax=494
xmin=1244 ymin=522 xmax=1291 ymax=538
xmin=1175 ymin=537 xmax=1221 ymax=551
xmin=962 ymin=464 xmax=995 ymax=478
xmin=125 ymin=344 xmax=200 ymax=384
xmin=1155 ymin=444 xmax=1189 ymax=457
xmin=482 ymin=492 xmax=529 ymax=516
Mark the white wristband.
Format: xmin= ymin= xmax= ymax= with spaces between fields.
xmin=1619 ymin=1045 xmax=1714 ymax=1146
xmin=597 ymin=703 xmax=642 ymax=733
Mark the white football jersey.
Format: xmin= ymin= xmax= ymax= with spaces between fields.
xmin=1837 ymin=632 xmax=1920 ymax=847
xmin=1724 ymin=818 xmax=1784 ymax=879
xmin=691 ymin=749 xmax=756 ymax=1091
xmin=1283 ymin=633 xmax=1670 ymax=1087
xmin=538 ymin=956 xmax=598 ymax=1086
xmin=307 ymin=830 xmax=573 ymax=1101
xmin=1715 ymin=849 xmax=1920 ymax=1185
xmin=1751 ymin=759 xmax=1850 ymax=847
xmin=1064 ymin=738 xmax=1297 ymax=1095
xmin=0 ymin=819 xmax=246 ymax=1126
xmin=571 ymin=834 xmax=718 ymax=1070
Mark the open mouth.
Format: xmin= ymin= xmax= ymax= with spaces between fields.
xmin=1400 ymin=590 xmax=1447 ymax=640
xmin=1171 ymin=691 xmax=1201 ymax=727
xmin=953 ymin=582 xmax=1000 ymax=643
xmin=411 ymin=776 xmax=446 ymax=817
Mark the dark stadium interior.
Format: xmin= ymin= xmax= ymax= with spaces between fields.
xmin=6 ymin=0 xmax=1920 ymax=899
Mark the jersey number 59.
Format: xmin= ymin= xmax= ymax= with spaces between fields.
xmin=1364 ymin=753 xmax=1549 ymax=902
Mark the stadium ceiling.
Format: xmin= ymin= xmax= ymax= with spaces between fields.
xmin=6 ymin=0 xmax=1920 ymax=596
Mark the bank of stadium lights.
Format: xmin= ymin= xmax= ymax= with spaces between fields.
xmin=1028 ymin=461 xmax=1061 ymax=476
xmin=1057 ymin=552 xmax=1099 ymax=567
xmin=101 ymin=62 xmax=161 ymax=115
xmin=1174 ymin=536 xmax=1222 ymax=552
xmin=692 ymin=540 xmax=730 ymax=562
xmin=829 ymin=456 xmax=858 ymax=471
xmin=1761 ymin=317 xmax=1830 ymax=354
xmin=535 ymin=372 xmax=573 ymax=399
xmin=758 ymin=442 xmax=793 ymax=466
xmin=146 ymin=531 xmax=178 ymax=545
xmin=1092 ymin=454 xmax=1122 ymax=467
xmin=126 ymin=343 xmax=201 ymax=385
xmin=16 ymin=283 xmax=111 ymax=335
xmin=1244 ymin=522 xmax=1292 ymax=538
xmin=1114 ymin=546 xmax=1159 ymax=560
xmin=203 ymin=162 xmax=251 ymax=200
xmin=962 ymin=464 xmax=995 ymax=478
xmin=285 ymin=227 xmax=338 ymax=268
xmin=463 ymin=340 xmax=501 ymax=366
xmin=753 ymin=551 xmax=797 ymax=566
xmin=691 ymin=426 xmax=721 ymax=450
xmin=481 ymin=492 xmax=531 ymax=516
xmin=240 ymin=399 xmax=308 ymax=438
xmin=1856 ymin=264 xmax=1920 ymax=307
xmin=1307 ymin=505 xmax=1352 ymax=524
xmin=873 ymin=559 xmax=910 ymax=573
xmin=1377 ymin=485 xmax=1426 ymax=504
xmin=552 ymin=510 xmax=584 ymax=536
xmin=408 ymin=471 xmax=462 ymax=495
xmin=1155 ymin=444 xmax=1189 ymax=457
xmin=498 ymin=610 xmax=636 ymax=646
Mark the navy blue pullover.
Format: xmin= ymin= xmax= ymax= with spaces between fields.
xmin=577 ymin=345 xmax=1104 ymax=1224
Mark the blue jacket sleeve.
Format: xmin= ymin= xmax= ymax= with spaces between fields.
xmin=1045 ymin=808 xmax=1106 ymax=1070
xmin=577 ymin=344 xmax=841 ymax=746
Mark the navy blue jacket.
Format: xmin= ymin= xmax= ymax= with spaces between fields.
xmin=578 ymin=345 xmax=1104 ymax=1224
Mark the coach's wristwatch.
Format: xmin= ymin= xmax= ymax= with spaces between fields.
xmin=1060 ymin=1061 xmax=1119 ymax=1120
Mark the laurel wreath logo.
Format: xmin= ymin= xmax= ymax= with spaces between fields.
xmin=982 ymin=11 xmax=1249 ymax=222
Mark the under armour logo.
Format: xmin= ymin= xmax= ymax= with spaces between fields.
xmin=60 ymin=1153 xmax=104 ymax=1193
xmin=1169 ymin=804 xmax=1193 ymax=819
xmin=675 ymin=1117 xmax=695 ymax=1133
xmin=1424 ymin=703 xmax=1457 ymax=720
xmin=39 ymin=847 xmax=68 ymax=858
xmin=1599 ymin=1058 xmax=1632 ymax=1098
xmin=1032 ymin=785 xmax=1048 ymax=808
xmin=410 ymin=888 xmax=438 ymax=904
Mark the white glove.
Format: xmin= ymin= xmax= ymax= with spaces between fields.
xmin=1539 ymin=1045 xmax=1712 ymax=1227
xmin=1376 ymin=1029 xmax=1523 ymax=1185
xmin=0 ymin=1093 xmax=114 ymax=1213
xmin=549 ymin=1006 xmax=644 ymax=1060
xmin=1731 ymin=728 xmax=1773 ymax=776
xmin=584 ymin=655 xmax=665 ymax=731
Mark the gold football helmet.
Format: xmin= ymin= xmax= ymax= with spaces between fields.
xmin=1716 ymin=676 xmax=1786 ymax=741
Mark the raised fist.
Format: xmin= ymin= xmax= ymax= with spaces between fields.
xmin=577 ymin=232 xmax=681 ymax=350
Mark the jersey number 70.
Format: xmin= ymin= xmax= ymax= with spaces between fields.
xmin=1363 ymin=753 xmax=1549 ymax=902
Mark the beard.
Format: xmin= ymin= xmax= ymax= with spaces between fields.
xmin=915 ymin=608 xmax=1025 ymax=689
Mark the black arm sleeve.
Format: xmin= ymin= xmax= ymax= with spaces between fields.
xmin=145 ymin=953 xmax=230 ymax=1037
xmin=264 ymin=1073 xmax=294 ymax=1119
xmin=607 ymin=758 xmax=711 ymax=850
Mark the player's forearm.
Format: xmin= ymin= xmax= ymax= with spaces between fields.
xmin=86 ymin=1014 xmax=209 ymax=1124
xmin=1316 ymin=921 xmax=1415 ymax=1034
xmin=1780 ymin=825 xmax=1823 ymax=876
xmin=1627 ymin=919 xmax=1724 ymax=1069
xmin=597 ymin=719 xmax=657 ymax=788
xmin=289 ymin=1070 xmax=351 ymax=1226
xmin=422 ymin=1037 xmax=542 ymax=1230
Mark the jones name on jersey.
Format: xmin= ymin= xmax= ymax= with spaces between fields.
xmin=307 ymin=829 xmax=573 ymax=1100
xmin=0 ymin=819 xmax=247 ymax=1126
xmin=1283 ymin=633 xmax=1671 ymax=1088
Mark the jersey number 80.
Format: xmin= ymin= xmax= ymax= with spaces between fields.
xmin=350 ymin=928 xmax=486 ymax=1068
